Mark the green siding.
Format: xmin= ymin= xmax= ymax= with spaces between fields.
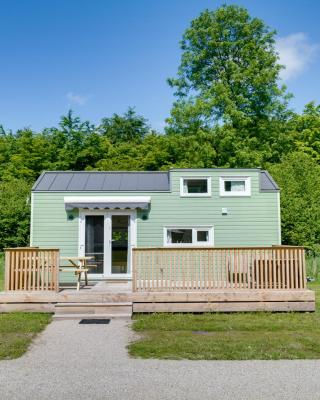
xmin=31 ymin=170 xmax=280 ymax=259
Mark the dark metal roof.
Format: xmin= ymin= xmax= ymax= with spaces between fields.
xmin=32 ymin=169 xmax=279 ymax=193
xmin=260 ymin=170 xmax=279 ymax=192
xmin=32 ymin=171 xmax=170 ymax=192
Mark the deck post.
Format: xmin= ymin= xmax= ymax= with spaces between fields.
xmin=132 ymin=248 xmax=137 ymax=292
xmin=4 ymin=250 xmax=10 ymax=291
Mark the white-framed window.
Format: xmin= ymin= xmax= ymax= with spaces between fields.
xmin=219 ymin=177 xmax=251 ymax=197
xmin=164 ymin=226 xmax=214 ymax=247
xmin=180 ymin=177 xmax=211 ymax=197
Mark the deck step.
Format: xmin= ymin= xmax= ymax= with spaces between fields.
xmin=55 ymin=302 xmax=132 ymax=307
xmin=54 ymin=302 xmax=133 ymax=317
xmin=53 ymin=313 xmax=132 ymax=320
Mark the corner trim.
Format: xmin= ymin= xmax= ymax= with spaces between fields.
xmin=30 ymin=192 xmax=34 ymax=246
xmin=277 ymin=192 xmax=281 ymax=245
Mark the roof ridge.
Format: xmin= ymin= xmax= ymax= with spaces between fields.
xmin=38 ymin=170 xmax=169 ymax=174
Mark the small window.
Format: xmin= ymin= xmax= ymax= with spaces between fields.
xmin=197 ymin=230 xmax=208 ymax=242
xmin=165 ymin=227 xmax=213 ymax=246
xmin=180 ymin=177 xmax=211 ymax=197
xmin=219 ymin=177 xmax=251 ymax=197
xmin=224 ymin=180 xmax=245 ymax=192
xmin=167 ymin=229 xmax=192 ymax=244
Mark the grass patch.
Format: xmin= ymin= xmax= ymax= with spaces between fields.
xmin=0 ymin=253 xmax=52 ymax=360
xmin=306 ymin=255 xmax=320 ymax=281
xmin=129 ymin=284 xmax=320 ymax=360
xmin=0 ymin=312 xmax=52 ymax=360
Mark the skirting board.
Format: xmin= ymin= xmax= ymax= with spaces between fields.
xmin=133 ymin=301 xmax=315 ymax=313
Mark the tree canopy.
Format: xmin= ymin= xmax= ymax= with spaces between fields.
xmin=167 ymin=5 xmax=290 ymax=131
xmin=0 ymin=4 xmax=320 ymax=254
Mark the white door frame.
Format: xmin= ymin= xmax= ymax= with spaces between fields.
xmin=79 ymin=209 xmax=137 ymax=279
xmin=106 ymin=210 xmax=137 ymax=279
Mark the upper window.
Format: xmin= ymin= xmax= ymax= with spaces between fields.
xmin=180 ymin=177 xmax=211 ymax=197
xmin=164 ymin=226 xmax=214 ymax=246
xmin=219 ymin=177 xmax=251 ymax=197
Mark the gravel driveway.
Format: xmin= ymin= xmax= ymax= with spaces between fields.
xmin=0 ymin=319 xmax=320 ymax=400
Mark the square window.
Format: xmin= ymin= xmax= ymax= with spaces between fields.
xmin=197 ymin=230 xmax=209 ymax=242
xmin=181 ymin=177 xmax=211 ymax=196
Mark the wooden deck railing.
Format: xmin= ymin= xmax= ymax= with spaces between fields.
xmin=132 ymin=246 xmax=306 ymax=292
xmin=4 ymin=248 xmax=60 ymax=291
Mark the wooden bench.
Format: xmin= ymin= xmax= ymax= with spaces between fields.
xmin=59 ymin=265 xmax=97 ymax=290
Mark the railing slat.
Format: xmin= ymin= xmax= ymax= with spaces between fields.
xmin=302 ymin=249 xmax=306 ymax=289
xmin=298 ymin=249 xmax=302 ymax=289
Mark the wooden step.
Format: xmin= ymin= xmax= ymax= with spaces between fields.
xmin=55 ymin=302 xmax=132 ymax=307
xmin=54 ymin=302 xmax=133 ymax=316
xmin=53 ymin=313 xmax=132 ymax=320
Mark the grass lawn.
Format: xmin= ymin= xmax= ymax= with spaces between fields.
xmin=129 ymin=283 xmax=320 ymax=360
xmin=0 ymin=313 xmax=52 ymax=360
xmin=0 ymin=253 xmax=52 ymax=360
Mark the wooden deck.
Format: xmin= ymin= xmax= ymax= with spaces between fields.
xmin=0 ymin=281 xmax=315 ymax=316
xmin=1 ymin=246 xmax=315 ymax=317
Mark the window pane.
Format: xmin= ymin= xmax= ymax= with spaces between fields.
xmin=168 ymin=229 xmax=192 ymax=244
xmin=224 ymin=180 xmax=245 ymax=192
xmin=85 ymin=215 xmax=104 ymax=274
xmin=185 ymin=179 xmax=208 ymax=193
xmin=111 ymin=215 xmax=129 ymax=274
xmin=197 ymin=230 xmax=209 ymax=242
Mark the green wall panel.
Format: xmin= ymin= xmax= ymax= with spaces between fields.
xmin=31 ymin=170 xmax=280 ymax=261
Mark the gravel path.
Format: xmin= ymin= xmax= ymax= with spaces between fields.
xmin=1 ymin=319 xmax=320 ymax=400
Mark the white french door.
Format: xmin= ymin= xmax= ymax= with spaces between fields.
xmin=79 ymin=210 xmax=136 ymax=279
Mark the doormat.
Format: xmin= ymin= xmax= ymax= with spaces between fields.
xmin=79 ymin=319 xmax=110 ymax=324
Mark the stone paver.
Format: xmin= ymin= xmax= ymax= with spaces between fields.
xmin=1 ymin=319 xmax=320 ymax=400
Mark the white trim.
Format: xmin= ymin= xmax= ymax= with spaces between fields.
xmin=219 ymin=176 xmax=251 ymax=197
xmin=163 ymin=226 xmax=214 ymax=247
xmin=180 ymin=177 xmax=212 ymax=197
xmin=106 ymin=210 xmax=137 ymax=279
xmin=78 ymin=209 xmax=136 ymax=279
xmin=277 ymin=191 xmax=281 ymax=245
xmin=65 ymin=196 xmax=151 ymax=205
xmin=78 ymin=210 xmax=106 ymax=279
xmin=30 ymin=192 xmax=34 ymax=246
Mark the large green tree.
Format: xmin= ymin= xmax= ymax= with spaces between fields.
xmin=168 ymin=5 xmax=290 ymax=131
xmin=287 ymin=102 xmax=320 ymax=161
xmin=0 ymin=179 xmax=31 ymax=248
xmin=99 ymin=108 xmax=150 ymax=144
xmin=270 ymin=152 xmax=320 ymax=253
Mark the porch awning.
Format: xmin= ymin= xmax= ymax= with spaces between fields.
xmin=64 ymin=196 xmax=151 ymax=211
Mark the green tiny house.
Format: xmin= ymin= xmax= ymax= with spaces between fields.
xmin=30 ymin=168 xmax=281 ymax=281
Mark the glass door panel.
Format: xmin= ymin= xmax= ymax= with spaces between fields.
xmin=111 ymin=215 xmax=129 ymax=274
xmin=85 ymin=215 xmax=104 ymax=274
